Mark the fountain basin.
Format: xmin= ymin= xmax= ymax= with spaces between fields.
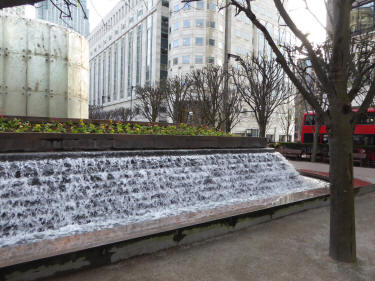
xmin=0 ymin=148 xmax=338 ymax=281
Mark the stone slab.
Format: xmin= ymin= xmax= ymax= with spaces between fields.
xmin=0 ymin=186 xmax=330 ymax=269
xmin=0 ymin=133 xmax=267 ymax=153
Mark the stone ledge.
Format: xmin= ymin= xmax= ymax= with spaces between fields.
xmin=1 ymin=186 xmax=330 ymax=270
xmin=0 ymin=133 xmax=267 ymax=153
xmin=3 ymin=182 xmax=374 ymax=281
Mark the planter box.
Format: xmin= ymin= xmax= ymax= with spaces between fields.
xmin=0 ymin=133 xmax=267 ymax=153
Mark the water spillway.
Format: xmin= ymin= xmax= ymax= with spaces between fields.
xmin=0 ymin=150 xmax=325 ymax=249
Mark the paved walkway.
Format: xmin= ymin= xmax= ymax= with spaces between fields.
xmin=290 ymin=160 xmax=375 ymax=184
xmin=52 ymin=192 xmax=375 ymax=281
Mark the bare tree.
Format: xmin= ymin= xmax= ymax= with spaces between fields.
xmin=190 ymin=65 xmax=225 ymax=129
xmin=89 ymin=105 xmax=134 ymax=122
xmin=220 ymin=83 xmax=243 ymax=133
xmin=165 ymin=75 xmax=192 ymax=123
xmin=182 ymin=0 xmax=375 ymax=262
xmin=135 ymin=84 xmax=165 ymax=123
xmin=232 ymin=55 xmax=293 ymax=138
xmin=278 ymin=103 xmax=295 ymax=142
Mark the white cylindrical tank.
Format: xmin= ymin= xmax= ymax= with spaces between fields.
xmin=0 ymin=15 xmax=89 ymax=118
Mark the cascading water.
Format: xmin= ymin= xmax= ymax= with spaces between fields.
xmin=0 ymin=151 xmax=326 ymax=248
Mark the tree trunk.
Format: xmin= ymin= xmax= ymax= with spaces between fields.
xmin=259 ymin=124 xmax=266 ymax=138
xmin=328 ymin=114 xmax=356 ymax=262
xmin=311 ymin=121 xmax=321 ymax=162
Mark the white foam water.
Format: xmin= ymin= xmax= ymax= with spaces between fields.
xmin=0 ymin=152 xmax=326 ymax=247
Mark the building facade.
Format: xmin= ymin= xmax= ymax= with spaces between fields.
xmin=35 ymin=0 xmax=89 ymax=37
xmin=168 ymin=0 xmax=295 ymax=140
xmin=88 ymin=0 xmax=169 ymax=113
xmin=89 ymin=0 xmax=295 ymax=140
xmin=0 ymin=6 xmax=26 ymax=17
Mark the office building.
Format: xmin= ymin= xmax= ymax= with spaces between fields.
xmin=35 ymin=0 xmax=89 ymax=37
xmin=88 ymin=0 xmax=169 ymax=112
xmin=89 ymin=0 xmax=295 ymax=139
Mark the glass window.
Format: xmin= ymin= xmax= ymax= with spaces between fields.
xmin=183 ymin=3 xmax=191 ymax=10
xmin=196 ymin=19 xmax=204 ymax=27
xmin=209 ymin=39 xmax=215 ymax=46
xmin=208 ymin=56 xmax=215 ymax=64
xmin=173 ymin=39 xmax=179 ymax=48
xmin=183 ymin=19 xmax=191 ymax=28
xmin=120 ymin=38 xmax=125 ymax=99
xmin=183 ymin=37 xmax=190 ymax=46
xmin=235 ymin=29 xmax=241 ymax=37
xmin=173 ymin=22 xmax=179 ymax=30
xmin=196 ymin=1 xmax=204 ymax=9
xmin=127 ymin=31 xmax=133 ymax=97
xmin=209 ymin=2 xmax=216 ymax=11
xmin=209 ymin=21 xmax=215 ymax=28
xmin=136 ymin=24 xmax=142 ymax=85
xmin=173 ymin=57 xmax=178 ymax=65
xmin=195 ymin=55 xmax=203 ymax=64
xmin=114 ymin=44 xmax=118 ymax=100
xmin=174 ymin=4 xmax=179 ymax=12
xmin=304 ymin=115 xmax=316 ymax=125
xmin=250 ymin=129 xmax=259 ymax=137
xmin=182 ymin=55 xmax=190 ymax=64
xmin=195 ymin=37 xmax=204 ymax=45
xmin=350 ymin=2 xmax=375 ymax=32
xmin=146 ymin=16 xmax=153 ymax=84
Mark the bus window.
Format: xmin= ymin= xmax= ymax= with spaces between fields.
xmin=358 ymin=112 xmax=375 ymax=124
xmin=304 ymin=115 xmax=315 ymax=125
xmin=303 ymin=133 xmax=313 ymax=143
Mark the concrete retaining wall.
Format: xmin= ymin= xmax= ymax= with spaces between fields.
xmin=0 ymin=133 xmax=267 ymax=153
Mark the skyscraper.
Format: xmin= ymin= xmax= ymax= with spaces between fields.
xmin=35 ymin=0 xmax=89 ymax=37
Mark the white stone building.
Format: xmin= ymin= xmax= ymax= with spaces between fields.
xmin=168 ymin=0 xmax=295 ymax=140
xmin=89 ymin=0 xmax=295 ymax=140
xmin=89 ymin=0 xmax=169 ymax=116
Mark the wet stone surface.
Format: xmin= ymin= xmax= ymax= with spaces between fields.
xmin=0 ymin=152 xmax=324 ymax=247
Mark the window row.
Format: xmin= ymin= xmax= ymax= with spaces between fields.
xmin=171 ymin=56 xmax=215 ymax=65
xmin=170 ymin=37 xmax=218 ymax=48
xmin=91 ymin=0 xmax=155 ymax=44
xmin=173 ymin=1 xmax=216 ymax=12
xmin=235 ymin=29 xmax=251 ymax=41
xmin=90 ymin=21 xmax=153 ymax=105
xmin=172 ymin=19 xmax=218 ymax=30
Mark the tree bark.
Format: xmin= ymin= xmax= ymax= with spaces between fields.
xmin=259 ymin=123 xmax=266 ymax=138
xmin=311 ymin=120 xmax=321 ymax=162
xmin=328 ymin=113 xmax=356 ymax=263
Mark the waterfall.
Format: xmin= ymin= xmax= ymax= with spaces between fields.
xmin=0 ymin=151 xmax=325 ymax=247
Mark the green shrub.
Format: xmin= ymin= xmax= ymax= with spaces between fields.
xmin=0 ymin=118 xmax=232 ymax=137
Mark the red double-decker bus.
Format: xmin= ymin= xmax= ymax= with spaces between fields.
xmin=301 ymin=108 xmax=375 ymax=146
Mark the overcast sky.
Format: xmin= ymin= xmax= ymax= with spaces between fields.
xmin=88 ymin=0 xmax=326 ymax=42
